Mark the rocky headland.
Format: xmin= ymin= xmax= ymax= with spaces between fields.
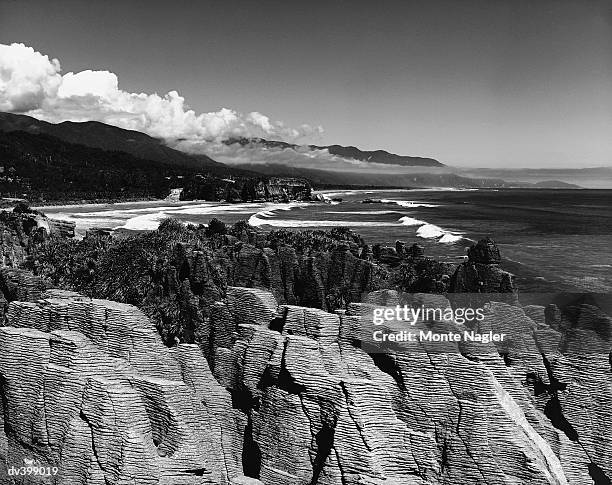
xmin=0 ymin=207 xmax=610 ymax=484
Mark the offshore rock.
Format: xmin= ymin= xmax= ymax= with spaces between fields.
xmin=449 ymin=238 xmax=515 ymax=293
xmin=378 ymin=246 xmax=401 ymax=266
xmin=406 ymin=243 xmax=425 ymax=259
xmin=467 ymin=237 xmax=502 ymax=264
xmin=47 ymin=218 xmax=75 ymax=238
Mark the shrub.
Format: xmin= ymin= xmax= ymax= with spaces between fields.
xmin=13 ymin=202 xmax=38 ymax=214
xmin=206 ymin=218 xmax=227 ymax=237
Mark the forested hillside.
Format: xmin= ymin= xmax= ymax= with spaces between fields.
xmin=0 ymin=130 xmax=181 ymax=202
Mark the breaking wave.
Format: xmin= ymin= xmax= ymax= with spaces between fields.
xmin=399 ymin=217 xmax=464 ymax=244
xmin=114 ymin=202 xmax=268 ymax=231
xmin=439 ymin=233 xmax=464 ymax=243
xmin=381 ymin=199 xmax=439 ymax=208
xmin=248 ymin=218 xmax=399 ymax=228
xmin=328 ymin=210 xmax=399 ymax=215
xmin=43 ymin=195 xmax=468 ymax=245
xmin=119 ymin=211 xmax=168 ymax=231
xmin=416 ymin=223 xmax=446 ymax=239
xmin=398 ymin=216 xmax=427 ymax=226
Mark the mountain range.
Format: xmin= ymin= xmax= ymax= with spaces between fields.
xmin=224 ymin=137 xmax=445 ymax=167
xmin=0 ymin=112 xmax=229 ymax=173
xmin=0 ymin=112 xmax=587 ymax=196
xmin=0 ymin=113 xmax=445 ymax=171
xmin=225 ymin=162 xmax=580 ymax=189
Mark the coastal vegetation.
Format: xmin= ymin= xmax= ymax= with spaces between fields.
xmin=0 ymin=130 xmax=312 ymax=204
xmin=4 ymin=210 xmax=450 ymax=342
xmin=1 ymin=202 xmax=516 ymax=346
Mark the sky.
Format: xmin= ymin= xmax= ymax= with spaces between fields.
xmin=0 ymin=0 xmax=611 ymax=168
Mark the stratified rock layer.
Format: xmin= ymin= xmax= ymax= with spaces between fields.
xmin=2 ymin=285 xmax=610 ymax=484
xmin=214 ymin=240 xmax=378 ymax=310
xmin=0 ymin=291 xmax=247 ymax=484
xmin=0 ymin=209 xmax=75 ymax=267
xmin=450 ymin=238 xmax=515 ymax=293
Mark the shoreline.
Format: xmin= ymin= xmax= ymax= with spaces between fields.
xmin=16 ymin=189 xmax=611 ymax=293
xmin=32 ymin=198 xmax=191 ymax=211
xmin=20 ymin=185 xmax=601 ymax=211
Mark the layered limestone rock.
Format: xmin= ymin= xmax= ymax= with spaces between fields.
xmin=1 ymin=283 xmax=610 ymax=484
xmin=449 ymin=238 xmax=515 ymax=293
xmin=163 ymin=240 xmax=379 ymax=348
xmin=0 ymin=291 xmax=248 ymax=484
xmin=46 ymin=219 xmax=76 ymax=238
xmin=0 ymin=208 xmax=75 ymax=267
xmin=220 ymin=241 xmax=378 ymax=311
xmin=167 ymin=236 xmax=378 ymax=311
xmin=206 ymin=288 xmax=611 ymax=484
xmin=0 ymin=267 xmax=47 ymax=320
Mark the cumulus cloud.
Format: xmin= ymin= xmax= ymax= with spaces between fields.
xmin=0 ymin=43 xmax=62 ymax=112
xmin=0 ymin=42 xmax=323 ymax=143
xmin=1 ymin=42 xmax=438 ymax=174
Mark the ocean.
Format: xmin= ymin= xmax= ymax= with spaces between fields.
xmin=39 ymin=188 xmax=612 ymax=293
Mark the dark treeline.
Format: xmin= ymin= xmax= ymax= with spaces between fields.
xmin=0 ymin=130 xmax=312 ymax=204
xmin=0 ymin=131 xmax=176 ymax=201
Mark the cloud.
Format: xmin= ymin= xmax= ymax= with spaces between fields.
xmin=174 ymin=139 xmax=451 ymax=175
xmin=0 ymin=43 xmax=323 ymax=142
xmin=0 ymin=43 xmax=440 ymax=174
xmin=0 ymin=43 xmax=62 ymax=112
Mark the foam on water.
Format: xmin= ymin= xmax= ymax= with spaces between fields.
xmin=398 ymin=216 xmax=427 ymax=226
xmin=314 ymin=190 xmax=371 ymax=198
xmin=416 ymin=223 xmax=464 ymax=243
xmin=249 ymin=201 xmax=406 ymax=228
xmin=47 ymin=200 xmax=312 ymax=234
xmin=247 ymin=202 xmax=312 ymax=227
xmin=439 ymin=233 xmax=464 ymax=244
xmin=118 ymin=211 xmax=168 ymax=231
xmin=165 ymin=203 xmax=262 ymax=216
xmin=327 ymin=210 xmax=399 ymax=215
xmin=381 ymin=199 xmax=439 ymax=208
xmin=43 ymin=190 xmax=467 ymax=244
xmin=398 ymin=217 xmax=463 ymax=244
xmin=416 ymin=223 xmax=445 ymax=239
xmin=118 ymin=202 xmax=310 ymax=231
xmin=248 ymin=218 xmax=399 ymax=228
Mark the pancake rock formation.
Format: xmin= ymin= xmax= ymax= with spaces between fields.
xmin=0 ymin=205 xmax=75 ymax=267
xmin=0 ymin=288 xmax=255 ymax=484
xmin=449 ymin=238 xmax=515 ymax=293
xmin=1 ymin=278 xmax=611 ymax=484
